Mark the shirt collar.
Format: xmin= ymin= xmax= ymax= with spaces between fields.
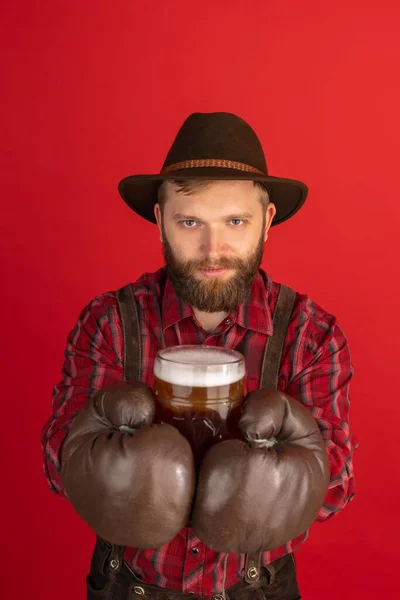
xmin=162 ymin=274 xmax=194 ymax=331
xmin=236 ymin=269 xmax=273 ymax=335
xmin=161 ymin=268 xmax=273 ymax=336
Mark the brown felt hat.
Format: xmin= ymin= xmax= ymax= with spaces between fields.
xmin=118 ymin=112 xmax=308 ymax=226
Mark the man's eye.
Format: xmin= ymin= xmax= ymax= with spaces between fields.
xmin=182 ymin=220 xmax=196 ymax=228
xmin=230 ymin=219 xmax=244 ymax=226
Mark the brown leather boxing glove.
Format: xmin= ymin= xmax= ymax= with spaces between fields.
xmin=61 ymin=381 xmax=195 ymax=548
xmin=191 ymin=389 xmax=330 ymax=553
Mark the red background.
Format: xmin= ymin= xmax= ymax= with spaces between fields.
xmin=1 ymin=1 xmax=399 ymax=598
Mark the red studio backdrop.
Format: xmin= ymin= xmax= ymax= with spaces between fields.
xmin=1 ymin=1 xmax=399 ymax=598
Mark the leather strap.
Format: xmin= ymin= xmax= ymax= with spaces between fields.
xmin=108 ymin=543 xmax=124 ymax=576
xmin=116 ymin=284 xmax=142 ymax=381
xmin=260 ymin=284 xmax=296 ymax=389
xmin=245 ymin=283 xmax=296 ymax=582
xmin=244 ymin=552 xmax=262 ymax=584
xmin=106 ymin=284 xmax=142 ymax=569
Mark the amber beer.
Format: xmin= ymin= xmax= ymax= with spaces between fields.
xmin=154 ymin=346 xmax=246 ymax=466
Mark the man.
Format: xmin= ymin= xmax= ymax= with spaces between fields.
xmin=41 ymin=112 xmax=358 ymax=600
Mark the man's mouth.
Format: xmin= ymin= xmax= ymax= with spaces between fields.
xmin=199 ymin=267 xmax=231 ymax=278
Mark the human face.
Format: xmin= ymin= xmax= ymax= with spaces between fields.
xmin=154 ymin=180 xmax=276 ymax=312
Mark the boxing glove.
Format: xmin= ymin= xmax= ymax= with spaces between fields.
xmin=61 ymin=380 xmax=195 ymax=548
xmin=191 ymin=389 xmax=330 ymax=553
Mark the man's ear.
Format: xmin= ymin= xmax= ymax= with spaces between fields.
xmin=154 ymin=204 xmax=163 ymax=243
xmin=264 ymin=203 xmax=277 ymax=242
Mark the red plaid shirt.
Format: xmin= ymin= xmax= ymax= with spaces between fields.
xmin=41 ymin=267 xmax=358 ymax=597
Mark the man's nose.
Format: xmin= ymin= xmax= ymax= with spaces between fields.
xmin=201 ymin=226 xmax=227 ymax=259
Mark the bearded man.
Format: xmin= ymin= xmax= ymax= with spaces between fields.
xmin=41 ymin=112 xmax=358 ymax=600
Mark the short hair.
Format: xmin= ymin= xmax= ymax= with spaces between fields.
xmin=157 ymin=179 xmax=270 ymax=210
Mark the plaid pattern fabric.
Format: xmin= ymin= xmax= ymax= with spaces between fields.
xmin=41 ymin=267 xmax=358 ymax=597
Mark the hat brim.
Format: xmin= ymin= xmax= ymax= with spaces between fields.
xmin=118 ymin=168 xmax=308 ymax=226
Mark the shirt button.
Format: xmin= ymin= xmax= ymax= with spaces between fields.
xmin=191 ymin=547 xmax=199 ymax=554
xmin=225 ymin=318 xmax=232 ymax=325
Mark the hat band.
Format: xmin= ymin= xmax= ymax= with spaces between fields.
xmin=160 ymin=159 xmax=264 ymax=175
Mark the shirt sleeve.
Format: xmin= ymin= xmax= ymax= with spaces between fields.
xmin=285 ymin=311 xmax=358 ymax=521
xmin=40 ymin=294 xmax=124 ymax=496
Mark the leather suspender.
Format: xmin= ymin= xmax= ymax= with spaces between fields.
xmin=104 ymin=284 xmax=143 ymax=575
xmin=244 ymin=283 xmax=296 ymax=583
xmin=259 ymin=284 xmax=296 ymax=390
xmin=115 ymin=281 xmax=296 ymax=584
xmin=116 ymin=284 xmax=142 ymax=381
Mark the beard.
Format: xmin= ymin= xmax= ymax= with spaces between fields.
xmin=162 ymin=228 xmax=265 ymax=313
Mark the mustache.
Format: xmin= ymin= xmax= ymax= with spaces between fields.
xmin=184 ymin=256 xmax=243 ymax=272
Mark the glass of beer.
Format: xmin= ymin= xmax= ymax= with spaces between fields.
xmin=153 ymin=345 xmax=246 ymax=466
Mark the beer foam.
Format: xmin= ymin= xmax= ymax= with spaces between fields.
xmin=154 ymin=348 xmax=245 ymax=387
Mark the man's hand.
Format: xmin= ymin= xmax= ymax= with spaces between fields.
xmin=61 ymin=381 xmax=195 ymax=548
xmin=191 ymin=389 xmax=330 ymax=553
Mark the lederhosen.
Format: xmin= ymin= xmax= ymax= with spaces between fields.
xmin=86 ymin=284 xmax=302 ymax=600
